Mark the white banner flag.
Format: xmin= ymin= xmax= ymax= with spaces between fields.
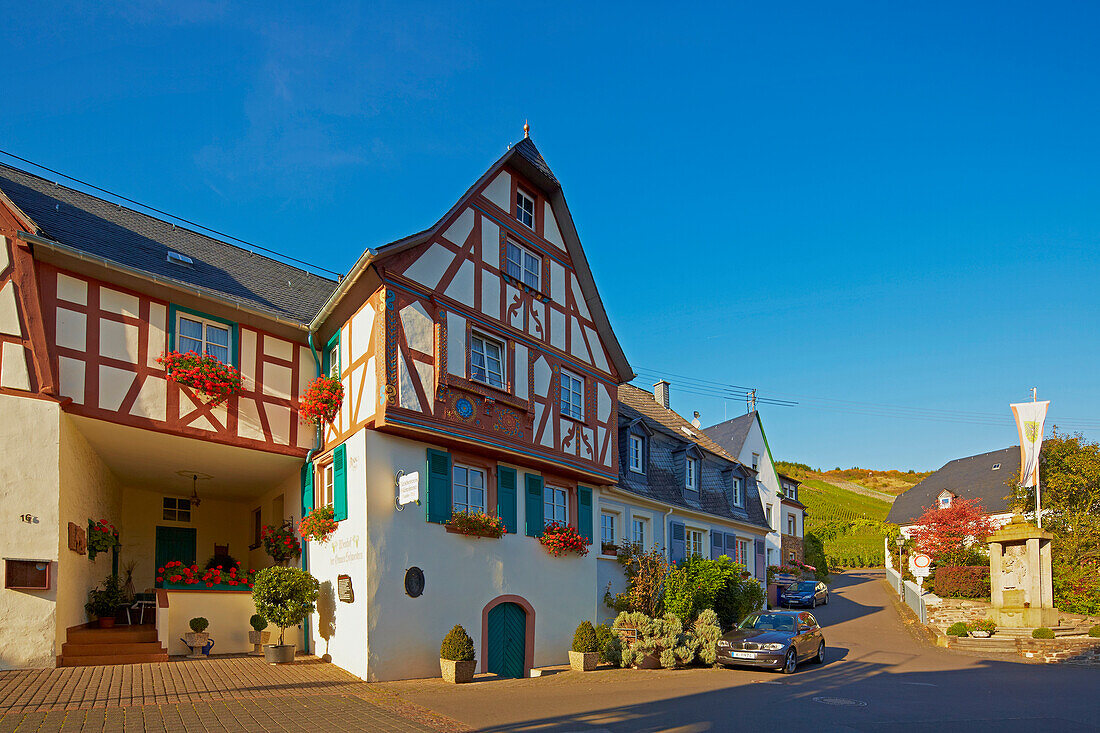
xmin=1011 ymin=400 xmax=1049 ymax=487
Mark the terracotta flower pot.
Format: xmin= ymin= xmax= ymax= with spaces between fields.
xmin=440 ymin=658 xmax=476 ymax=683
xmin=248 ymin=630 xmax=271 ymax=655
xmin=569 ymin=650 xmax=598 ymax=672
xmin=184 ymin=632 xmax=209 ymax=658
xmin=97 ymin=617 xmax=116 ymax=629
xmin=264 ymin=644 xmax=295 ymax=664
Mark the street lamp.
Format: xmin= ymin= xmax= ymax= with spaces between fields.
xmin=894 ymin=536 xmax=906 ymax=594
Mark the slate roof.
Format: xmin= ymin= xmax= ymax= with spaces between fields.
xmin=886 ymin=446 xmax=1019 ymax=525
xmin=0 ymin=163 xmax=337 ymax=325
xmin=512 ymin=137 xmax=558 ymax=185
xmin=616 ymin=384 xmax=770 ymax=531
xmin=702 ymin=412 xmax=756 ymax=458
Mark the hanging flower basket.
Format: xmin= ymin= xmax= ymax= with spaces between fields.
xmin=446 ymin=511 xmax=506 ymax=539
xmin=299 ymin=377 xmax=344 ymax=426
xmin=87 ymin=519 xmax=120 ymax=561
xmin=261 ymin=521 xmax=302 ymax=562
xmin=538 ymin=522 xmax=589 ymax=557
xmin=156 ymin=560 xmax=257 ymax=590
xmin=298 ymin=505 xmax=339 ymax=543
xmin=158 ymin=351 xmax=242 ymax=405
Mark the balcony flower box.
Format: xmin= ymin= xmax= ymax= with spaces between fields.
xmin=157 ymin=351 xmax=242 ymax=406
xmin=445 ymin=511 xmax=506 ymax=539
xmin=539 ymin=522 xmax=589 ymax=557
xmin=157 ymin=561 xmax=257 ymax=591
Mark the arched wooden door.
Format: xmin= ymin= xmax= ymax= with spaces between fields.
xmin=486 ymin=602 xmax=526 ymax=678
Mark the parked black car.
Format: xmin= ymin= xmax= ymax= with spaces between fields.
xmin=779 ymin=580 xmax=828 ymax=608
xmin=716 ymin=610 xmax=826 ymax=674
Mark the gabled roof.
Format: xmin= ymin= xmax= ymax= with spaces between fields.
xmin=886 ymin=446 xmax=1019 ymax=525
xmin=313 ymin=137 xmax=633 ymax=381
xmin=702 ymin=412 xmax=757 ymax=457
xmin=0 ymin=163 xmax=337 ymax=326
xmin=616 ymin=384 xmax=770 ymax=532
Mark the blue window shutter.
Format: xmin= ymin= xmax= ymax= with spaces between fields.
xmin=301 ymin=462 xmax=314 ymax=518
xmin=426 ymin=449 xmax=451 ymax=524
xmin=497 ymin=466 xmax=517 ymax=533
xmin=669 ymin=520 xmax=686 ymax=564
xmin=333 ymin=444 xmax=348 ymax=521
xmin=711 ymin=531 xmax=723 ymax=560
xmin=524 ymin=474 xmax=544 ymax=537
xmin=577 ymin=487 xmax=593 ymax=543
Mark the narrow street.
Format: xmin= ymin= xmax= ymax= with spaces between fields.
xmin=378 ymin=569 xmax=1100 ymax=732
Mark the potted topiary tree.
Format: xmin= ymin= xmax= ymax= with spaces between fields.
xmin=84 ymin=574 xmax=124 ymax=628
xmin=248 ymin=614 xmax=270 ymax=655
xmin=251 ymin=566 xmax=319 ymax=664
xmin=569 ymin=621 xmax=599 ymax=671
xmin=184 ymin=617 xmax=209 ymax=658
xmin=440 ymin=625 xmax=476 ymax=683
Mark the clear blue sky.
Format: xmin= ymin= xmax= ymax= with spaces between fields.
xmin=4 ymin=2 xmax=1099 ymax=470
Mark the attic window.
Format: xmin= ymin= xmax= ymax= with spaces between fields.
xmin=992 ymin=463 xmax=1001 ymax=470
xmin=515 ymin=189 xmax=535 ymax=228
xmin=167 ymin=251 xmax=194 ymax=267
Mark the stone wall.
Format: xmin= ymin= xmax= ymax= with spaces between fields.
xmin=1017 ymin=638 xmax=1100 ymax=665
xmin=927 ymin=599 xmax=991 ymax=630
xmin=781 ymin=535 xmax=804 ymax=565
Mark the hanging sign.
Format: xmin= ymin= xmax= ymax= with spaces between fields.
xmin=398 ymin=471 xmax=420 ymax=506
xmin=1011 ymin=400 xmax=1049 ymax=487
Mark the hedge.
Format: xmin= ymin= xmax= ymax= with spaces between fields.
xmin=933 ymin=565 xmax=990 ymax=599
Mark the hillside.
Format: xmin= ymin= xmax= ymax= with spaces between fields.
xmin=775 ymin=461 xmax=931 ymax=496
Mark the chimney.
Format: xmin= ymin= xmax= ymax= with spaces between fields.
xmin=692 ymin=411 xmax=701 ymax=429
xmin=653 ymin=380 xmax=670 ymax=409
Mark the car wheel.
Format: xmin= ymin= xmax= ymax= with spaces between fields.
xmin=781 ymin=649 xmax=797 ymax=674
xmin=811 ymin=598 xmax=816 ymax=609
xmin=823 ymin=592 xmax=829 ymax=605
xmin=813 ymin=642 xmax=825 ymax=664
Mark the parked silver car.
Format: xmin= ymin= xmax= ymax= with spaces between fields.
xmin=715 ymin=610 xmax=826 ymax=674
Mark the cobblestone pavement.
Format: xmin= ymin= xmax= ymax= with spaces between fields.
xmin=0 ymin=657 xmax=460 ymax=733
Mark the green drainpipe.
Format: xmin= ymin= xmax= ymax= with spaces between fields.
xmin=301 ymin=330 xmax=323 ymax=655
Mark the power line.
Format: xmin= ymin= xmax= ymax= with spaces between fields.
xmin=0 ymin=148 xmax=344 ymax=278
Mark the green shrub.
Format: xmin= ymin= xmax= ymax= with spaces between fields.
xmin=1088 ymin=625 xmax=1100 ymax=638
xmin=968 ymin=618 xmax=996 ymax=634
xmin=250 ymin=614 xmax=267 ymax=632
xmin=189 ymin=617 xmax=209 ymax=633
xmin=440 ymin=625 xmax=475 ymax=662
xmin=692 ymin=609 xmax=722 ymax=666
xmin=1032 ymin=627 xmax=1055 ymax=639
xmin=251 ymin=566 xmax=320 ymax=645
xmin=1052 ymin=561 xmax=1100 ymax=616
xmin=714 ymin=573 xmax=765 ymax=630
xmin=572 ymin=621 xmax=599 ymax=653
xmin=614 ymin=611 xmax=697 ymax=669
xmin=946 ymin=622 xmax=969 ymax=637
xmin=594 ymin=623 xmax=621 ymax=665
xmin=84 ymin=574 xmax=125 ymax=620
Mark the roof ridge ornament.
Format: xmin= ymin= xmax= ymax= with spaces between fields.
xmin=524 ymin=120 xmax=530 ymax=138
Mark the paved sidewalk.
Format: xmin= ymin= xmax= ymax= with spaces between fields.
xmin=0 ymin=656 xmax=462 ymax=732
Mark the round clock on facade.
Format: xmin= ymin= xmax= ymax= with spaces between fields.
xmin=404 ymin=566 xmax=425 ymax=598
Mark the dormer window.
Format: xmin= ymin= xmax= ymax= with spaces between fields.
xmin=686 ymin=457 xmax=699 ymax=492
xmin=992 ymin=463 xmax=1001 ymax=471
xmin=506 ymin=241 xmax=541 ymax=290
xmin=515 ymin=189 xmax=535 ymax=228
xmin=732 ymin=476 xmax=743 ymax=507
xmin=628 ymin=435 xmax=644 ymax=473
xmin=167 ymin=251 xmax=194 ymax=267
xmin=938 ymin=490 xmax=955 ymax=509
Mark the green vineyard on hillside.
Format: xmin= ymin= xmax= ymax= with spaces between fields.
xmin=799 ymin=479 xmax=892 ymax=568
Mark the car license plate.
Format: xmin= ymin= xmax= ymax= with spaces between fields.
xmin=731 ymin=651 xmax=756 ymax=659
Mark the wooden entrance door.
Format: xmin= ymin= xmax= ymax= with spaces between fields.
xmin=486 ymin=602 xmax=526 ymax=678
xmin=155 ymin=526 xmax=197 ymax=576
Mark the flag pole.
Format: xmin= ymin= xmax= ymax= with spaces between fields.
xmin=1033 ymin=388 xmax=1041 ymax=528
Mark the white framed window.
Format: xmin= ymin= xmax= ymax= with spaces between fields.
xmin=515 ymin=189 xmax=535 ymax=228
xmin=317 ymin=462 xmax=335 ymax=508
xmin=600 ymin=513 xmax=616 ymax=546
xmin=162 ymin=497 xmax=191 ymax=522
xmin=505 ymin=240 xmax=541 ymax=290
xmin=732 ymin=476 xmax=743 ymax=506
xmin=752 ymin=452 xmax=760 ymax=471
xmin=632 ymin=517 xmax=646 ymax=546
xmin=738 ymin=539 xmax=750 ymax=565
xmin=545 ymin=486 xmax=568 ymax=526
xmin=327 ymin=344 xmax=339 ymax=379
xmin=765 ymin=504 xmax=773 ymax=525
xmin=685 ymin=457 xmax=699 ymax=491
xmin=687 ymin=529 xmax=704 ymax=558
xmin=628 ymin=435 xmax=644 ymax=473
xmin=938 ymin=491 xmax=953 ymax=508
xmin=470 ymin=331 xmax=505 ymax=389
xmin=787 ymin=515 xmax=796 ymax=536
xmin=452 ymin=465 xmax=486 ymax=514
xmin=560 ymin=369 xmax=584 ymax=420
xmin=177 ymin=313 xmax=231 ymax=364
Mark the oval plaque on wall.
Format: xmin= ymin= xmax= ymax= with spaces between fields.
xmin=404 ymin=566 xmax=425 ymax=598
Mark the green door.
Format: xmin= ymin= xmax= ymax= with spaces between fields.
xmin=155 ymin=526 xmax=197 ymax=580
xmin=486 ymin=602 xmax=526 ymax=678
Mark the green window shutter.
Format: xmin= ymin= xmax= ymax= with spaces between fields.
xmin=577 ymin=486 xmax=593 ymax=543
xmin=301 ymin=461 xmax=314 ymax=517
xmin=497 ymin=466 xmax=517 ymax=534
xmin=333 ymin=444 xmax=348 ymax=521
xmin=524 ymin=474 xmax=544 ymax=537
xmin=426 ymin=448 xmax=452 ymax=524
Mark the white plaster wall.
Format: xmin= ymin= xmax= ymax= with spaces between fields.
xmin=161 ymin=589 xmax=262 ymax=656
xmin=56 ymin=416 xmax=123 ymax=655
xmin=0 ymin=395 xmax=60 ymax=669
xmin=733 ymin=418 xmax=783 ymax=563
xmin=355 ymin=430 xmax=596 ymax=681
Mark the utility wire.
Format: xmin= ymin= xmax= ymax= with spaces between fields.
xmin=0 ymin=148 xmax=344 ymax=278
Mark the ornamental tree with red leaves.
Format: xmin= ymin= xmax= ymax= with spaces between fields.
xmin=909 ymin=498 xmax=996 ymax=567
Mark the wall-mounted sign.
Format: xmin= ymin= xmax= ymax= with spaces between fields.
xmin=337 ymin=574 xmax=354 ymax=603
xmin=398 ymin=471 xmax=420 ymax=506
xmin=404 ymin=567 xmax=425 ymax=598
xmin=67 ymin=522 xmax=87 ymax=555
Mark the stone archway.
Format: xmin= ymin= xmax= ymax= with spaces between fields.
xmin=481 ymin=594 xmax=535 ymax=677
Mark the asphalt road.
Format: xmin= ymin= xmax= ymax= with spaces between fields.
xmin=380 ymin=569 xmax=1100 ymax=732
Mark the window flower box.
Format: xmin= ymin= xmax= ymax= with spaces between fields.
xmin=158 ymin=351 xmax=242 ymax=405
xmin=445 ymin=511 xmax=506 ymax=539
xmin=156 ymin=561 xmax=257 ymax=590
xmin=601 ymin=542 xmax=619 ymax=556
xmin=539 ymin=522 xmax=589 ymax=557
xmin=299 ymin=505 xmax=338 ymax=543
xmin=298 ymin=377 xmax=344 ymax=426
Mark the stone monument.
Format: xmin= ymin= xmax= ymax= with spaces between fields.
xmin=988 ymin=518 xmax=1058 ymax=628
